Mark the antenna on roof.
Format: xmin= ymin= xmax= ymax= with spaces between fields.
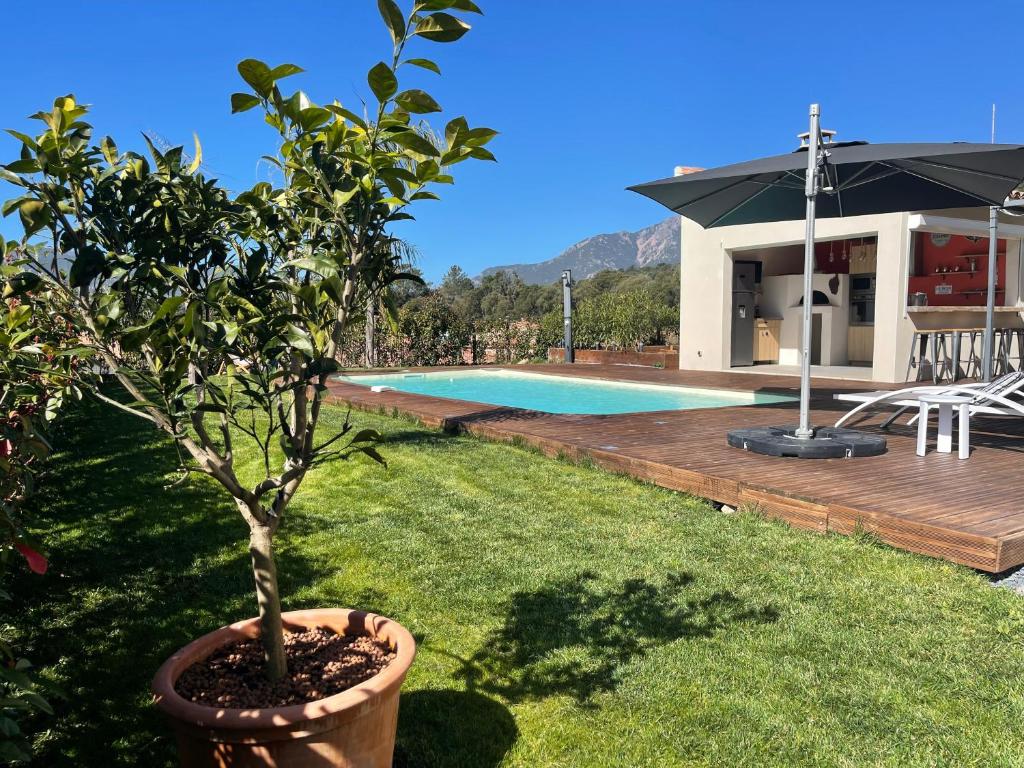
xmin=991 ymin=103 xmax=996 ymax=144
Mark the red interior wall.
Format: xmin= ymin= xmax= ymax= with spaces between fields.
xmin=907 ymin=233 xmax=1006 ymax=307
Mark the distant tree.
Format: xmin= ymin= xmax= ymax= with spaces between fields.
xmin=438 ymin=264 xmax=474 ymax=298
xmin=437 ymin=264 xmax=477 ymax=326
xmin=512 ymin=282 xmax=559 ymax=320
xmin=476 ymin=270 xmax=523 ymax=325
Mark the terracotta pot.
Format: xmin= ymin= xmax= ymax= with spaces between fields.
xmin=152 ymin=609 xmax=416 ymax=768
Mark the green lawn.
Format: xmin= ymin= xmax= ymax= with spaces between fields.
xmin=12 ymin=398 xmax=1024 ymax=767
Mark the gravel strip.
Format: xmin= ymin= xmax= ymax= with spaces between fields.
xmin=990 ymin=565 xmax=1024 ymax=595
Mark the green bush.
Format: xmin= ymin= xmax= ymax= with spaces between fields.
xmin=572 ymin=289 xmax=677 ymax=350
xmin=399 ymin=295 xmax=471 ymax=367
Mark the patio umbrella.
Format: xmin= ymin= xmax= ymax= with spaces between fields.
xmin=628 ymin=104 xmax=1024 ymax=457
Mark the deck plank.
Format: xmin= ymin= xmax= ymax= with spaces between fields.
xmin=327 ymin=365 xmax=1024 ymax=573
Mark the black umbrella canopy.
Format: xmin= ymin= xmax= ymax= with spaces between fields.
xmin=628 ymin=142 xmax=1024 ymax=228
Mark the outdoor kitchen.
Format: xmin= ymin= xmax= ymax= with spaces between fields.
xmin=727 ymin=237 xmax=876 ymax=371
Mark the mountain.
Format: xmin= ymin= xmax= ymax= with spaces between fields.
xmin=481 ymin=217 xmax=679 ymax=285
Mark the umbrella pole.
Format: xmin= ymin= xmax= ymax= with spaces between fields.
xmin=796 ymin=103 xmax=821 ymax=439
xmin=981 ymin=206 xmax=998 ymax=382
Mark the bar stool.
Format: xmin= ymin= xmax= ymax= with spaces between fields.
xmin=906 ymin=330 xmax=946 ymax=383
xmin=963 ymin=331 xmax=984 ymax=380
xmin=988 ymin=329 xmax=1012 ymax=376
xmin=905 ymin=331 xmax=928 ymax=382
xmin=933 ymin=331 xmax=956 ymax=383
xmin=1000 ymin=328 xmax=1024 ymax=372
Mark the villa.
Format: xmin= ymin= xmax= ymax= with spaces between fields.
xmin=675 ymin=180 xmax=1024 ymax=382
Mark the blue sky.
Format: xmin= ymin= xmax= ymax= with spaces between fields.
xmin=2 ymin=1 xmax=1023 ymax=282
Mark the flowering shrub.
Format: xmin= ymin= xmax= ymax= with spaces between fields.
xmin=0 ymin=245 xmax=81 ymax=574
xmin=0 ymin=241 xmax=81 ymax=761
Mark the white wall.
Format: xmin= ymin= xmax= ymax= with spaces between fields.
xmin=679 ymin=212 xmax=903 ymax=376
xmin=678 ymin=208 xmax=1024 ymax=382
xmin=869 ymin=212 xmax=910 ymax=382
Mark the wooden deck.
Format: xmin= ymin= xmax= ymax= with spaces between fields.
xmin=326 ymin=365 xmax=1024 ymax=573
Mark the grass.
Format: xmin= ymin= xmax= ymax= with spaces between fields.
xmin=11 ymin=397 xmax=1024 ymax=767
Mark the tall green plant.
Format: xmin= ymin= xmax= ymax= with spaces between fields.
xmin=1 ymin=0 xmax=495 ymax=681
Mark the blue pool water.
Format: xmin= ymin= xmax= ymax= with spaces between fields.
xmin=338 ymin=369 xmax=795 ymax=415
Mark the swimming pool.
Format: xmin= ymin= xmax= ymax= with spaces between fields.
xmin=337 ymin=369 xmax=795 ymax=415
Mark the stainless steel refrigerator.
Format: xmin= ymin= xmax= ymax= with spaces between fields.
xmin=730 ymin=262 xmax=756 ymax=367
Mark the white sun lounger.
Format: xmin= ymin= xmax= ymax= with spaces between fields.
xmin=833 ymin=371 xmax=1024 ymax=429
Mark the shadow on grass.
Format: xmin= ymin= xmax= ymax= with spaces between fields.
xmin=380 ymin=428 xmax=459 ymax=448
xmin=11 ymin=399 xmax=333 ymax=767
xmin=456 ymin=571 xmax=778 ymax=705
xmin=395 ymin=690 xmax=517 ymax=768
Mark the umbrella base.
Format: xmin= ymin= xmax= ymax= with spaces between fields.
xmin=727 ymin=425 xmax=886 ymax=459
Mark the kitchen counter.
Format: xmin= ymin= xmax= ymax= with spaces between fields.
xmin=907 ymin=306 xmax=1023 ymax=330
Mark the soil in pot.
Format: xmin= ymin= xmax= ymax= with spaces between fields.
xmin=174 ymin=626 xmax=396 ymax=709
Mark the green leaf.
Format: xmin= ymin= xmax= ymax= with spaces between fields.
xmin=414 ymin=12 xmax=471 ymax=42
xmin=367 ymin=62 xmax=398 ymax=103
xmin=237 ymin=59 xmax=274 ymax=98
xmin=230 ymin=93 xmax=261 ymax=114
xmin=285 ymin=324 xmax=316 ymax=357
xmin=2 ymin=196 xmax=31 ymax=217
xmin=324 ymin=104 xmax=367 ymax=129
xmin=68 ymin=246 xmax=105 ymax=288
xmin=405 ymin=57 xmax=441 ymax=75
xmin=463 ymin=126 xmax=498 ymax=146
xmin=418 ymin=0 xmax=482 ymax=10
xmin=4 ymin=130 xmax=38 ymax=151
xmin=152 ymin=295 xmax=187 ymax=322
xmin=269 ymin=63 xmax=304 ymax=80
xmin=410 ymin=190 xmax=440 ymax=201
xmin=390 ymin=130 xmax=441 ymax=157
xmin=187 ymin=133 xmax=202 ymax=174
xmin=100 ymin=135 xmax=119 ymax=164
xmin=332 ymin=186 xmax=360 ymax=209
xmin=468 ymin=146 xmax=497 ymax=161
xmin=4 ymin=159 xmax=39 ymax=174
xmin=395 ymin=89 xmax=442 ymax=114
xmin=444 ymin=116 xmax=468 ymax=145
xmin=306 ymin=357 xmax=341 ymax=378
xmin=17 ymin=200 xmax=50 ymax=236
xmin=0 ymin=167 xmax=24 ymax=186
xmin=3 ymin=271 xmax=41 ymax=296
xmin=298 ymin=106 xmax=331 ymax=131
xmin=377 ymin=0 xmax=406 ymax=43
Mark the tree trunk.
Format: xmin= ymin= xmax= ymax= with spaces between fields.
xmin=248 ymin=523 xmax=288 ymax=681
xmin=364 ymin=302 xmax=376 ymax=368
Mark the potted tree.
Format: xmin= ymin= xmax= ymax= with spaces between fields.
xmin=0 ymin=1 xmax=495 ymax=764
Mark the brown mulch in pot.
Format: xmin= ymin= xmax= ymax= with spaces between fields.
xmin=174 ymin=627 xmax=396 ymax=709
